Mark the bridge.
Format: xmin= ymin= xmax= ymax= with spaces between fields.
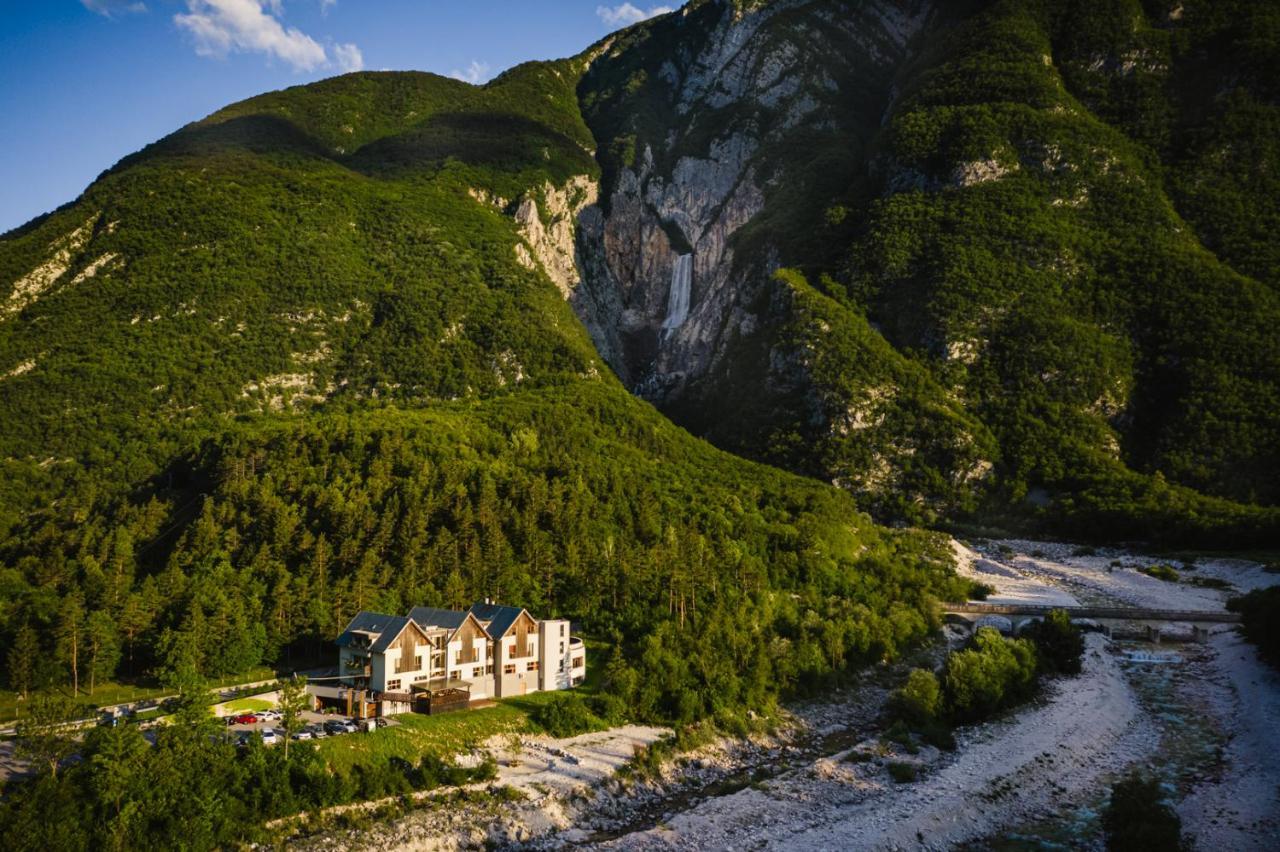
xmin=940 ymin=601 xmax=1239 ymax=642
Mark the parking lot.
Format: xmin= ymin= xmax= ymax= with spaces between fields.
xmin=221 ymin=710 xmax=397 ymax=745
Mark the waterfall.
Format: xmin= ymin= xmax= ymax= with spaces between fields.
xmin=661 ymin=253 xmax=693 ymax=337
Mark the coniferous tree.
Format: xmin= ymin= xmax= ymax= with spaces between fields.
xmin=86 ymin=611 xmax=122 ymax=695
xmin=277 ymin=675 xmax=309 ymax=760
xmin=55 ymin=592 xmax=86 ymax=694
xmin=7 ymin=622 xmax=40 ymax=699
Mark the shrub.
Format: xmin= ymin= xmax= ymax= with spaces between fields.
xmin=528 ymin=693 xmax=603 ymax=738
xmin=1022 ymin=609 xmax=1084 ymax=675
xmin=1072 ymin=546 xmax=1098 ymax=557
xmin=942 ymin=628 xmax=1039 ymax=724
xmin=1102 ymin=772 xmax=1186 ymax=851
xmin=1188 ymin=576 xmax=1230 ymax=590
xmin=588 ymin=693 xmax=628 ymax=726
xmin=918 ymin=718 xmax=957 ymax=751
xmin=1228 ymin=585 xmax=1280 ymax=669
xmin=968 ymin=581 xmax=994 ymax=601
xmin=888 ymin=668 xmax=943 ymax=727
xmin=1140 ymin=564 xmax=1180 ymax=582
xmin=887 ymin=761 xmax=918 ymax=783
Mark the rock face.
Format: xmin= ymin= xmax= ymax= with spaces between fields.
xmin=574 ymin=0 xmax=933 ymax=403
xmin=565 ymin=0 xmax=997 ymax=520
xmin=513 ymin=175 xmax=599 ymax=299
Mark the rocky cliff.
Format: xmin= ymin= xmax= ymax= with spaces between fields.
xmin=566 ymin=0 xmax=1000 ymax=521
xmin=575 ymin=0 xmax=930 ymax=399
xmin=562 ymin=0 xmax=1280 ymax=530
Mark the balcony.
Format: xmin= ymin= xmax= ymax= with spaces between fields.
xmin=344 ymin=656 xmax=372 ymax=679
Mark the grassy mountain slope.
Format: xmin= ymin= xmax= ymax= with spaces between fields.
xmin=852 ymin=0 xmax=1280 ymax=539
xmin=0 ymin=63 xmax=964 ymax=715
xmin=0 ymin=67 xmax=600 ymax=533
xmin=573 ymin=0 xmax=1280 ymax=544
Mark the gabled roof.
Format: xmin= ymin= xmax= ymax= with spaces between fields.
xmin=408 ymin=606 xmax=493 ymax=642
xmin=469 ymin=602 xmax=530 ymax=639
xmin=336 ymin=611 xmax=409 ymax=652
xmin=407 ymin=606 xmax=469 ymax=631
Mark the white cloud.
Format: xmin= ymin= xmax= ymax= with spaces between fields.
xmin=449 ymin=60 xmax=492 ymax=86
xmin=332 ymin=42 xmax=363 ymax=73
xmin=319 ymin=0 xmax=337 ymax=14
xmin=173 ymin=1 xmax=362 ymax=74
xmin=82 ymin=0 xmax=148 ymax=16
xmin=596 ymin=3 xmax=673 ymax=28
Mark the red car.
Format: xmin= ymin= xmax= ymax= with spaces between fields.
xmin=231 ymin=713 xmax=258 ymax=725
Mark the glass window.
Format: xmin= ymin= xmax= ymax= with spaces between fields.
xmin=527 ymin=661 xmax=538 ymax=672
xmin=503 ymin=663 xmax=516 ymax=674
xmin=386 ymin=679 xmax=401 ymax=691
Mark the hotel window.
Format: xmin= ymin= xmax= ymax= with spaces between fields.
xmin=503 ymin=663 xmax=516 ymax=675
xmin=396 ymin=655 xmax=424 ymax=674
xmin=386 ymin=679 xmax=401 ymax=691
xmin=560 ymin=624 xmax=566 ymax=637
xmin=413 ymin=674 xmax=429 ymax=683
xmin=485 ymin=665 xmax=494 ymax=674
xmin=449 ymin=671 xmax=460 ymax=681
xmin=527 ymin=661 xmax=538 ymax=672
xmin=559 ymin=642 xmax=565 ymax=654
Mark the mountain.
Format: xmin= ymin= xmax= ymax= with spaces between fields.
xmin=572 ymin=0 xmax=1280 ymax=540
xmin=1 ymin=0 xmax=1278 ymax=705
xmin=0 ymin=44 xmax=960 ymax=712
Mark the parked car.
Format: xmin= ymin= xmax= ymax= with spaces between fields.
xmin=256 ymin=709 xmax=282 ymax=722
xmin=231 ymin=713 xmax=258 ymax=725
xmin=305 ymin=723 xmax=328 ymax=738
xmin=259 ymin=728 xmax=279 ymax=745
xmin=290 ymin=729 xmax=312 ymax=741
xmin=323 ymin=719 xmax=355 ymax=736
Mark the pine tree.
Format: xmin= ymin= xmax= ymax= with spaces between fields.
xmin=56 ymin=591 xmax=86 ymax=694
xmin=7 ymin=622 xmax=40 ymax=699
xmin=87 ymin=723 xmax=149 ymax=850
xmin=86 ymin=611 xmax=122 ymax=695
xmin=277 ymin=675 xmax=309 ymax=760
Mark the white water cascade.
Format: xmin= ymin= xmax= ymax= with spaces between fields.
xmin=660 ymin=253 xmax=693 ymax=339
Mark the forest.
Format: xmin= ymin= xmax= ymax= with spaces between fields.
xmin=1 ymin=2 xmax=1278 ymax=843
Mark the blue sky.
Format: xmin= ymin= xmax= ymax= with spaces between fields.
xmin=0 ymin=1 xmax=676 ymax=234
